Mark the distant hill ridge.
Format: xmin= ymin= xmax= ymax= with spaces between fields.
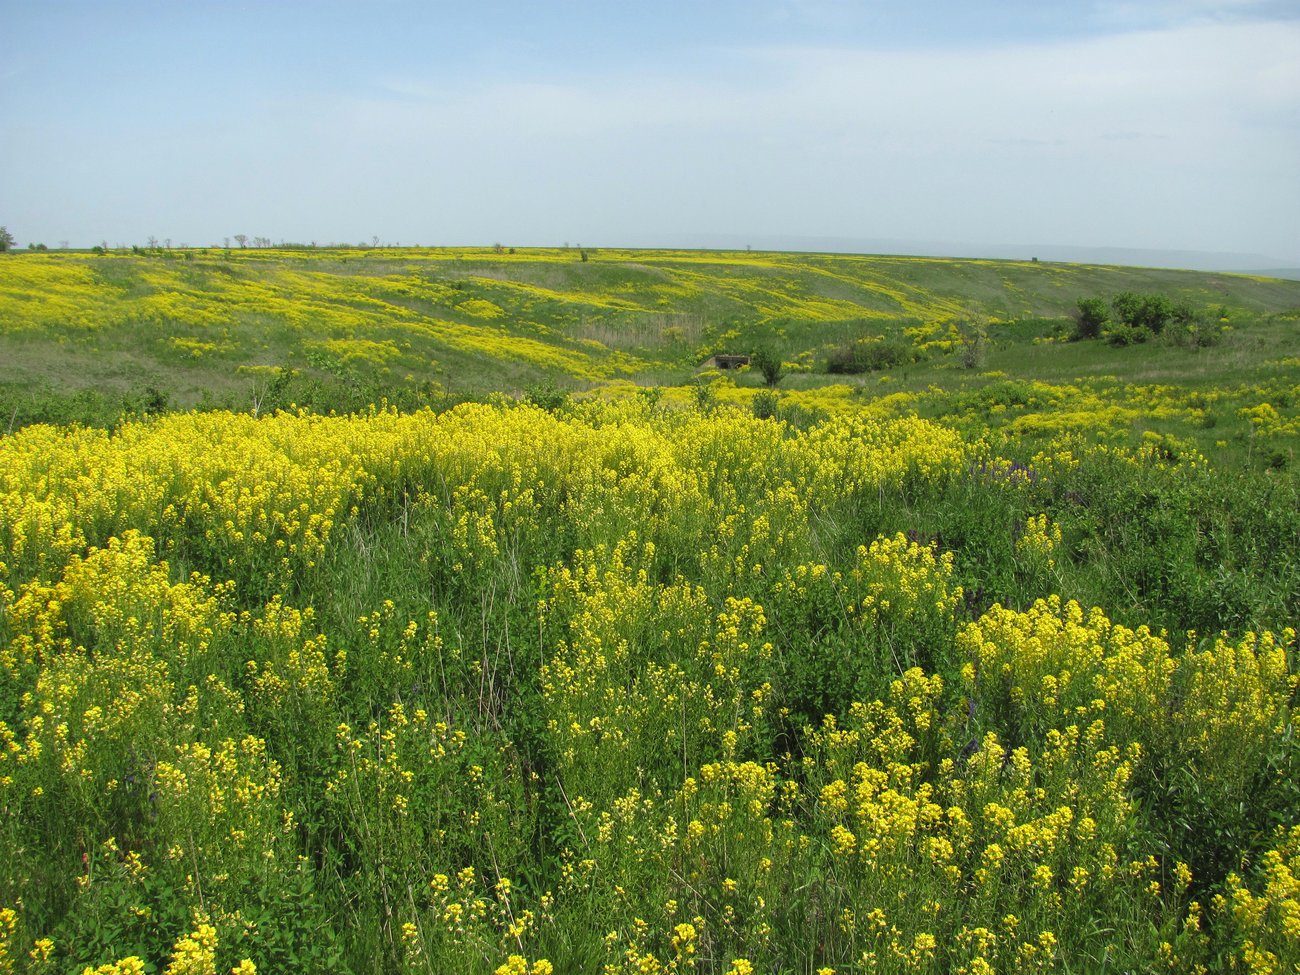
xmin=633 ymin=234 xmax=1300 ymax=274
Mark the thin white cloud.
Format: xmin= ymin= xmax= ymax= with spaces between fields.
xmin=367 ymin=17 xmax=1298 ymax=146
xmin=341 ymin=16 xmax=1298 ymax=254
xmin=1094 ymin=0 xmax=1296 ymax=28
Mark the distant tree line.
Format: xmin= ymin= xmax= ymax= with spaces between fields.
xmin=0 ymin=227 xmax=57 ymax=251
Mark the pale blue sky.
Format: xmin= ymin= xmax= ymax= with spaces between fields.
xmin=2 ymin=0 xmax=1298 ymax=263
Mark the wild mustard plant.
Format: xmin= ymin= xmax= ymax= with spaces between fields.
xmin=0 ymin=396 xmax=1296 ymax=972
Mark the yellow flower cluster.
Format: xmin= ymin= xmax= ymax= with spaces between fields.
xmin=847 ymin=533 xmax=962 ymax=629
xmin=959 ymin=598 xmax=1297 ymax=794
xmin=541 ymin=533 xmax=775 ymax=805
xmin=79 ymin=916 xmax=256 ymax=975
xmin=1241 ymin=401 xmax=1300 ymax=439
xmin=1225 ymin=826 xmax=1300 ymax=974
xmin=495 ymin=956 xmax=553 ymax=975
xmin=959 ymin=596 xmax=1175 ymax=738
xmin=153 ymin=736 xmax=285 ymax=893
xmin=1014 ymin=514 xmax=1062 ymax=571
xmin=0 ymin=908 xmax=16 ymax=974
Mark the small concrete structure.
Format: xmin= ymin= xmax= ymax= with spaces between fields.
xmin=702 ymin=354 xmax=751 ymax=370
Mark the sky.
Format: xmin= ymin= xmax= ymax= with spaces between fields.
xmin=1 ymin=0 xmax=1298 ymax=265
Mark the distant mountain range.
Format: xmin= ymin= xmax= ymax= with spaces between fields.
xmin=623 ymin=234 xmax=1300 ymax=278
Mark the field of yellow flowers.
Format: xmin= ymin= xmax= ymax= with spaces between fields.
xmin=1 ymin=248 xmax=1300 ymax=973
xmin=0 ymin=392 xmax=1297 ymax=974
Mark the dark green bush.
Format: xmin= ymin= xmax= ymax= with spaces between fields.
xmin=750 ymin=347 xmax=785 ymax=387
xmin=523 ymin=379 xmax=570 ymax=413
xmin=751 ymin=389 xmax=780 ymax=420
xmin=1073 ymin=297 xmax=1109 ymax=340
xmin=826 ymin=339 xmax=910 ymax=374
xmin=1113 ymin=292 xmax=1175 ymax=334
xmin=1106 ymin=323 xmax=1152 ymax=346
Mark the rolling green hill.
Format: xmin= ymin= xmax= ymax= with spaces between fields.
xmin=2 ymin=245 xmax=1298 ymax=462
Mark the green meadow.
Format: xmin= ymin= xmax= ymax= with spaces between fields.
xmin=2 ymin=246 xmax=1298 ymax=461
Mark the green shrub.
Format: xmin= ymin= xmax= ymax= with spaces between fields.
xmin=1113 ymin=291 xmax=1175 ymax=334
xmin=523 ymin=379 xmax=569 ymax=413
xmin=751 ymin=389 xmax=780 ymax=420
xmin=1073 ymin=297 xmax=1109 ymax=340
xmin=826 ymin=339 xmax=910 ymax=374
xmin=1106 ymin=322 xmax=1152 ymax=346
xmin=750 ymin=347 xmax=785 ymax=387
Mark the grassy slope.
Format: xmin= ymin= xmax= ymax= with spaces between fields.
xmin=1 ymin=245 xmax=1298 ymax=460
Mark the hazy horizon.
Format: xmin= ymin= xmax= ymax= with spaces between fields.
xmin=2 ymin=0 xmax=1298 ymax=265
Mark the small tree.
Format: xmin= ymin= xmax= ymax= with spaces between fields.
xmin=1136 ymin=294 xmax=1174 ymax=334
xmin=1073 ymin=297 xmax=1109 ymax=340
xmin=750 ymin=347 xmax=785 ymax=387
xmin=956 ymin=318 xmax=988 ymax=369
xmin=0 ymin=227 xmax=14 ymax=252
